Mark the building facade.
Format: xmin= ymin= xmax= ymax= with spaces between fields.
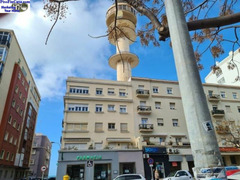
xmin=0 ymin=29 xmax=41 ymax=180
xmin=29 ymin=134 xmax=52 ymax=179
xmin=205 ymin=48 xmax=240 ymax=86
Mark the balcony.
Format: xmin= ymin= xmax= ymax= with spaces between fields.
xmin=215 ymin=125 xmax=230 ymax=134
xmin=137 ymin=106 xmax=152 ymax=114
xmin=207 ymin=94 xmax=220 ymax=102
xmin=211 ymin=109 xmax=225 ymax=117
xmin=136 ymin=89 xmax=150 ymax=98
xmin=139 ymin=124 xmax=153 ymax=132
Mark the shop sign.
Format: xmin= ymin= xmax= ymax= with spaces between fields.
xmin=143 ymin=147 xmax=166 ymax=154
xmin=76 ymin=155 xmax=102 ymax=160
xmin=172 ymin=162 xmax=178 ymax=167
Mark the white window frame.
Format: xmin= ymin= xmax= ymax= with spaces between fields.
xmin=69 ymin=86 xmax=89 ymax=94
xmin=220 ymin=91 xmax=226 ymax=98
xmin=108 ymin=105 xmax=115 ymax=112
xmin=120 ymin=105 xmax=127 ymax=113
xmin=4 ymin=132 xmax=8 ymax=141
xmin=108 ymin=88 xmax=115 ymax=95
xmin=172 ymin=119 xmax=179 ymax=127
xmin=95 ymin=123 xmax=103 ymax=132
xmin=167 ymin=87 xmax=173 ymax=94
xmin=120 ymin=123 xmax=128 ymax=132
xmin=153 ymin=86 xmax=158 ymax=93
xmin=233 ymin=92 xmax=238 ymax=99
xmin=157 ymin=118 xmax=164 ymax=126
xmin=68 ymin=104 xmax=89 ymax=112
xmin=119 ymin=89 xmax=126 ymax=97
xmin=95 ymin=104 xmax=103 ymax=112
xmin=170 ymin=102 xmax=176 ymax=110
xmin=155 ymin=102 xmax=161 ymax=109
xmin=96 ymin=88 xmax=103 ymax=95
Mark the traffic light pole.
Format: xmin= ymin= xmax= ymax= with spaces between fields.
xmin=164 ymin=0 xmax=226 ymax=179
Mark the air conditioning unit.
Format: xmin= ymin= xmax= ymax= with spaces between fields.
xmin=168 ymin=148 xmax=173 ymax=154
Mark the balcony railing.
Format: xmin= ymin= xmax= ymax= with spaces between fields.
xmin=136 ymin=89 xmax=150 ymax=98
xmin=137 ymin=106 xmax=152 ymax=114
xmin=139 ymin=124 xmax=153 ymax=132
xmin=211 ymin=109 xmax=225 ymax=117
xmin=207 ymin=94 xmax=220 ymax=102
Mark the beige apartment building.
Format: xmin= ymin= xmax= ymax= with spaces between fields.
xmin=57 ymin=1 xmax=240 ymax=180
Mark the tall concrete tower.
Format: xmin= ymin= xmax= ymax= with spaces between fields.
xmin=106 ymin=1 xmax=139 ymax=81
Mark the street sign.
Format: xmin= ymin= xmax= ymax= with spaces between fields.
xmin=147 ymin=158 xmax=154 ymax=165
xmin=87 ymin=160 xmax=93 ymax=167
xmin=41 ymin=165 xmax=47 ymax=172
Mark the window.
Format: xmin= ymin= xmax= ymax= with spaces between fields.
xmin=159 ymin=137 xmax=165 ymax=145
xmin=4 ymin=132 xmax=8 ymax=141
xmin=208 ymin=90 xmax=213 ymax=96
xmin=108 ymin=123 xmax=115 ymax=130
xmin=17 ymin=124 xmax=20 ymax=131
xmin=172 ymin=119 xmax=178 ymax=127
xmin=95 ymin=123 xmax=103 ymax=132
xmin=67 ymin=123 xmax=88 ymax=131
xmin=120 ymin=123 xmax=128 ymax=132
xmin=8 ymin=115 xmax=12 ymax=124
xmin=221 ymin=138 xmax=226 ymax=146
xmin=212 ymin=105 xmax=218 ymax=111
xmin=0 ymin=31 xmax=11 ymax=47
xmin=0 ymin=150 xmax=4 ymax=159
xmin=15 ymin=86 xmax=19 ymax=93
xmin=108 ymin=88 xmax=115 ymax=95
xmin=120 ymin=105 xmax=127 ymax=113
xmin=20 ymin=110 xmax=23 ymax=116
xmin=220 ymin=91 xmax=226 ymax=98
xmin=32 ymin=149 xmax=36 ymax=154
xmin=0 ymin=47 xmax=7 ymax=62
xmin=153 ymin=86 xmax=158 ymax=93
xmin=175 ymin=137 xmax=182 ymax=144
xmin=96 ymin=88 xmax=103 ymax=95
xmin=5 ymin=152 xmax=9 ymax=160
xmin=16 ymin=105 xmax=19 ymax=112
xmin=108 ymin=105 xmax=115 ymax=112
xmin=9 ymin=136 xmax=13 ymax=144
xmin=13 ymin=120 xmax=16 ymax=128
xmin=225 ymin=105 xmax=231 ymax=113
xmin=12 ymin=99 xmax=15 ymax=107
xmin=119 ymin=89 xmax=126 ymax=96
xmin=22 ymin=79 xmax=25 ymax=86
xmin=69 ymin=86 xmax=89 ymax=94
xmin=14 ymin=139 xmax=17 ymax=146
xmin=157 ymin=118 xmax=164 ymax=126
xmin=10 ymin=154 xmax=14 ymax=161
xmin=18 ymin=72 xmax=21 ymax=79
xmin=233 ymin=92 xmax=238 ymax=99
xmin=141 ymin=118 xmax=148 ymax=124
xmin=95 ymin=104 xmax=103 ymax=112
xmin=138 ymin=85 xmax=144 ymax=89
xmin=68 ymin=104 xmax=89 ymax=112
xmin=19 ymin=91 xmax=22 ymax=99
xmin=155 ymin=102 xmax=161 ymax=109
xmin=167 ymin=87 xmax=173 ymax=94
xmin=95 ymin=143 xmax=103 ymax=150
xmin=170 ymin=102 xmax=176 ymax=110
xmin=30 ymin=159 xmax=35 ymax=165
xmin=230 ymin=156 xmax=237 ymax=164
xmin=238 ymin=106 xmax=240 ymax=113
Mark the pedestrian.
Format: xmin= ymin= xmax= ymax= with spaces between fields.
xmin=154 ymin=169 xmax=159 ymax=180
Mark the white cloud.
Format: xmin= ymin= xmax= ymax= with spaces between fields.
xmin=1 ymin=0 xmax=115 ymax=99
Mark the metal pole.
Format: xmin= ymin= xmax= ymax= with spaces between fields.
xmin=150 ymin=165 xmax=153 ymax=180
xmin=42 ymin=171 xmax=44 ymax=180
xmin=164 ymin=0 xmax=226 ymax=178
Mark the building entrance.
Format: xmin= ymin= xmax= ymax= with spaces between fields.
xmin=94 ymin=163 xmax=111 ymax=180
xmin=67 ymin=165 xmax=85 ymax=180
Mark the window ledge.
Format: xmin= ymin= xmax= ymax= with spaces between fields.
xmin=96 ymin=94 xmax=104 ymax=96
xmin=95 ymin=111 xmax=104 ymax=113
xmin=66 ymin=111 xmax=90 ymax=113
xmin=95 ymin=131 xmax=104 ymax=133
xmin=121 ymin=130 xmax=129 ymax=133
xmin=108 ymin=129 xmax=117 ymax=131
xmin=120 ymin=112 xmax=128 ymax=114
xmin=108 ymin=110 xmax=116 ymax=112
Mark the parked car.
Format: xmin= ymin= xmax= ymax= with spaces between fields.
xmin=163 ymin=170 xmax=193 ymax=180
xmin=227 ymin=171 xmax=240 ymax=179
xmin=113 ymin=174 xmax=145 ymax=180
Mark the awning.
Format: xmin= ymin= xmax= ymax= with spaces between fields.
xmin=64 ymin=138 xmax=90 ymax=142
xmin=171 ymin=134 xmax=186 ymax=137
xmin=106 ymin=138 xmax=132 ymax=143
xmin=186 ymin=155 xmax=193 ymax=161
xmin=169 ymin=155 xmax=183 ymax=162
xmin=219 ymin=147 xmax=240 ymax=152
xmin=142 ymin=134 xmax=167 ymax=137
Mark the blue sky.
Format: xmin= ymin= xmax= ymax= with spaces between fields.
xmin=1 ymin=0 xmax=239 ymax=177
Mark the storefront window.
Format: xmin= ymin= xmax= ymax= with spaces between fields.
xmin=119 ymin=163 xmax=135 ymax=174
xmin=67 ymin=165 xmax=85 ymax=180
xmin=94 ymin=163 xmax=111 ymax=180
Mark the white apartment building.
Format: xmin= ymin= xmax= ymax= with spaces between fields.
xmin=205 ymin=48 xmax=240 ymax=86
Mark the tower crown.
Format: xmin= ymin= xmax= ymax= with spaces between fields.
xmin=106 ymin=2 xmax=139 ymax=81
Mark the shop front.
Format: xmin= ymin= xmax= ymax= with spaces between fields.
xmin=56 ymin=150 xmax=144 ymax=180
